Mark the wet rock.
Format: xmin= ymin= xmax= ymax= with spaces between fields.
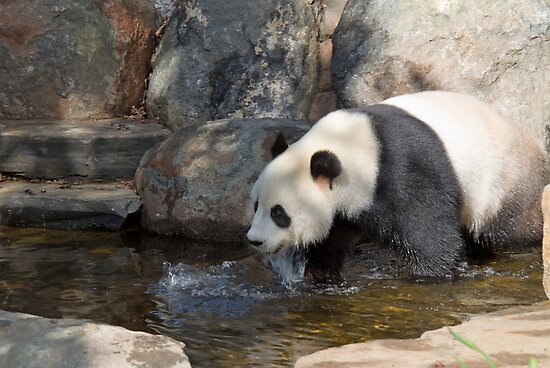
xmin=135 ymin=118 xmax=310 ymax=241
xmin=332 ymin=0 xmax=550 ymax=143
xmin=0 ymin=0 xmax=158 ymax=120
xmin=146 ymin=0 xmax=321 ymax=130
xmin=296 ymin=301 xmax=550 ymax=368
xmin=0 ymin=182 xmax=140 ymax=231
xmin=0 ymin=310 xmax=190 ymax=368
xmin=543 ymin=185 xmax=550 ymax=299
xmin=0 ymin=119 xmax=171 ymax=180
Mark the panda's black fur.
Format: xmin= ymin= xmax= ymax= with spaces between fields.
xmin=305 ymin=104 xmax=464 ymax=280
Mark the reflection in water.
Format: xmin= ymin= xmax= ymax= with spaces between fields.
xmin=0 ymin=226 xmax=545 ymax=367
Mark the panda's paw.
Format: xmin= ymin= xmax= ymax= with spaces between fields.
xmin=304 ymin=264 xmax=344 ymax=284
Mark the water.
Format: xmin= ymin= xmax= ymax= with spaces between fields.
xmin=0 ymin=226 xmax=546 ymax=367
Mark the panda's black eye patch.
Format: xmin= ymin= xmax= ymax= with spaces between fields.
xmin=254 ymin=199 xmax=259 ymax=213
xmin=271 ymin=204 xmax=291 ymax=228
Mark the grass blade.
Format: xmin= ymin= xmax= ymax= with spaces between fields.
xmin=528 ymin=357 xmax=538 ymax=368
xmin=448 ymin=328 xmax=496 ymax=368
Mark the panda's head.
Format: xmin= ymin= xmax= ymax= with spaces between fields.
xmin=246 ymin=134 xmax=342 ymax=255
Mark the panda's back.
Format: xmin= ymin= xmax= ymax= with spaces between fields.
xmin=381 ymin=91 xmax=545 ymax=238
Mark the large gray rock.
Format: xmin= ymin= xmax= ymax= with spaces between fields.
xmin=0 ymin=182 xmax=140 ymax=231
xmin=0 ymin=0 xmax=158 ymax=120
xmin=0 ymin=310 xmax=190 ymax=368
xmin=0 ymin=119 xmax=171 ymax=180
xmin=135 ymin=118 xmax=310 ymax=241
xmin=332 ymin=0 xmax=550 ymax=144
xmin=296 ymin=301 xmax=550 ymax=368
xmin=146 ymin=0 xmax=321 ymax=130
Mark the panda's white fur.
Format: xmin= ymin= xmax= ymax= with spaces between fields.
xmin=247 ymin=91 xmax=546 ymax=279
xmin=248 ymin=110 xmax=379 ymax=254
xmin=382 ymin=91 xmax=544 ymax=236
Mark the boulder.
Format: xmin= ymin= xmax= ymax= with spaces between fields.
xmin=146 ymin=0 xmax=321 ymax=130
xmin=296 ymin=301 xmax=550 ymax=368
xmin=135 ymin=118 xmax=310 ymax=241
xmin=543 ymin=185 xmax=550 ymax=299
xmin=0 ymin=310 xmax=190 ymax=368
xmin=332 ymin=0 xmax=550 ymax=144
xmin=0 ymin=119 xmax=171 ymax=180
xmin=0 ymin=0 xmax=158 ymax=120
xmin=0 ymin=182 xmax=140 ymax=231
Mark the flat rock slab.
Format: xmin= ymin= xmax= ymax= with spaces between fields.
xmin=0 ymin=310 xmax=191 ymax=368
xmin=0 ymin=181 xmax=140 ymax=231
xmin=0 ymin=119 xmax=171 ymax=180
xmin=296 ymin=301 xmax=550 ymax=368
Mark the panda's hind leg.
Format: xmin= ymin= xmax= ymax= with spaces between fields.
xmin=370 ymin=172 xmax=466 ymax=278
xmin=466 ymin=194 xmax=544 ymax=256
xmin=394 ymin=216 xmax=465 ymax=278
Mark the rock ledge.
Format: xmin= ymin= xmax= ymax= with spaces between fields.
xmin=296 ymin=301 xmax=550 ymax=368
xmin=0 ymin=310 xmax=191 ymax=368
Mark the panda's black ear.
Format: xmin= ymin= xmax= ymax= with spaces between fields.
xmin=270 ymin=132 xmax=288 ymax=159
xmin=310 ymin=150 xmax=342 ymax=190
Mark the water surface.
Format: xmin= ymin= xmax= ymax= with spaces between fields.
xmin=0 ymin=226 xmax=545 ymax=367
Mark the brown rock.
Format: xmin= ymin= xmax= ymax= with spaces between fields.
xmin=0 ymin=0 xmax=158 ymax=120
xmin=319 ymin=0 xmax=347 ymax=38
xmin=308 ymin=91 xmax=337 ymax=122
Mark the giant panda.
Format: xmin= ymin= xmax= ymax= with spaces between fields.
xmin=247 ymin=91 xmax=547 ymax=282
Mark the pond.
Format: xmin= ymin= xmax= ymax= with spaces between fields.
xmin=0 ymin=226 xmax=546 ymax=367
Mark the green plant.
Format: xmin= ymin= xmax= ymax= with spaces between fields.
xmin=447 ymin=328 xmax=538 ymax=368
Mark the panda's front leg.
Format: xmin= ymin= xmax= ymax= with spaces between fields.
xmin=304 ymin=219 xmax=362 ymax=283
xmin=304 ymin=238 xmax=346 ymax=283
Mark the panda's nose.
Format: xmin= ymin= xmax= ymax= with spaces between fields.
xmin=246 ymin=228 xmax=263 ymax=247
xmin=249 ymin=240 xmax=263 ymax=247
